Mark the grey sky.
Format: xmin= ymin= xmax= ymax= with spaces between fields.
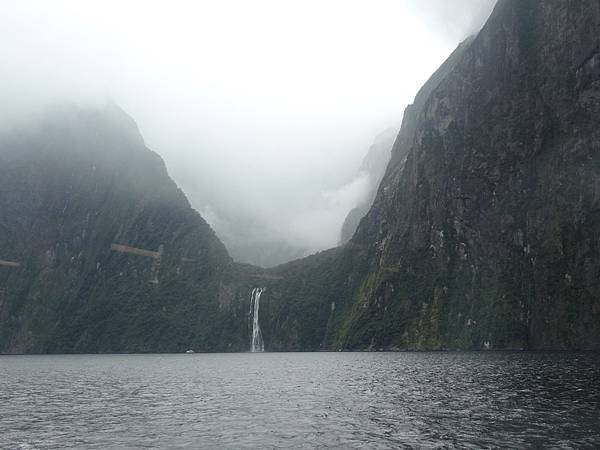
xmin=0 ymin=0 xmax=496 ymax=261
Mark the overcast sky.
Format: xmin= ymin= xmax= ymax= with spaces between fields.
xmin=0 ymin=0 xmax=496 ymax=261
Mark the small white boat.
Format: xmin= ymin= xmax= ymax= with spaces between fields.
xmin=185 ymin=349 xmax=194 ymax=354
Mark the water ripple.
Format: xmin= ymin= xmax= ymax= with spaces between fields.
xmin=1 ymin=352 xmax=599 ymax=449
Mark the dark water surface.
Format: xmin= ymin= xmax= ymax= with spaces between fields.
xmin=1 ymin=352 xmax=599 ymax=449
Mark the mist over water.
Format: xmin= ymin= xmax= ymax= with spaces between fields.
xmin=0 ymin=0 xmax=496 ymax=265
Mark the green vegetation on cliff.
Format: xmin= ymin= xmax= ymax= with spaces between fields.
xmin=1 ymin=0 xmax=599 ymax=353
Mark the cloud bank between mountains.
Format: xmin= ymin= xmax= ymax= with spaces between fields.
xmin=0 ymin=0 xmax=496 ymax=265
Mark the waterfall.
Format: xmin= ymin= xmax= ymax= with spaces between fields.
xmin=249 ymin=287 xmax=265 ymax=352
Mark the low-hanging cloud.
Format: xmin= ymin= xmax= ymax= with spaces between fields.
xmin=289 ymin=172 xmax=372 ymax=250
xmin=408 ymin=0 xmax=497 ymax=42
xmin=0 ymin=0 xmax=497 ymax=266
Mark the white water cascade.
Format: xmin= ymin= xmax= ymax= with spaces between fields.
xmin=249 ymin=288 xmax=265 ymax=352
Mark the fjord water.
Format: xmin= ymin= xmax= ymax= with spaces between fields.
xmin=1 ymin=353 xmax=599 ymax=449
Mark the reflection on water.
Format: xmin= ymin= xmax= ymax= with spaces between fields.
xmin=1 ymin=352 xmax=599 ymax=449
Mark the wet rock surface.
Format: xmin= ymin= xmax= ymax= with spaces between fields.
xmin=257 ymin=0 xmax=600 ymax=351
xmin=1 ymin=1 xmax=599 ymax=353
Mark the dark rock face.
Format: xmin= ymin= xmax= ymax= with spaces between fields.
xmin=339 ymin=37 xmax=474 ymax=245
xmin=338 ymin=0 xmax=600 ymax=350
xmin=255 ymin=0 xmax=600 ymax=352
xmin=0 ymin=103 xmax=251 ymax=353
xmin=1 ymin=0 xmax=599 ymax=353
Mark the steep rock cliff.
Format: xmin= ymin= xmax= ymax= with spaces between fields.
xmin=2 ymin=0 xmax=599 ymax=353
xmin=340 ymin=0 xmax=600 ymax=350
xmin=254 ymin=0 xmax=600 ymax=351
xmin=0 ymin=103 xmax=247 ymax=353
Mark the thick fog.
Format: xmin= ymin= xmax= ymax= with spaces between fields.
xmin=0 ymin=0 xmax=496 ymax=266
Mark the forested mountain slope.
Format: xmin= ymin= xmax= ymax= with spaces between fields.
xmin=2 ymin=0 xmax=599 ymax=353
xmin=0 ymin=104 xmax=250 ymax=353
